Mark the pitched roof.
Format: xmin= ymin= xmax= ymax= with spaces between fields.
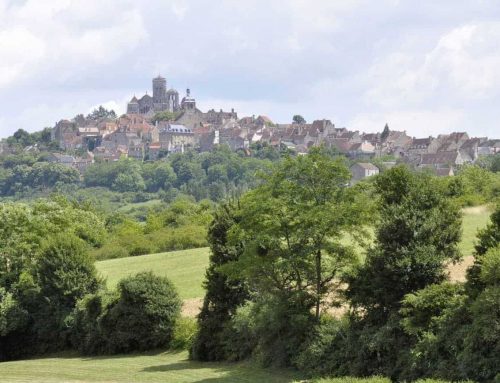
xmin=420 ymin=151 xmax=460 ymax=165
xmin=352 ymin=162 xmax=379 ymax=171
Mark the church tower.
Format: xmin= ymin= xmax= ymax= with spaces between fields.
xmin=181 ymin=88 xmax=196 ymax=111
xmin=152 ymin=75 xmax=167 ymax=104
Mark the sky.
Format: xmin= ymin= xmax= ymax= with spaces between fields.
xmin=1 ymin=0 xmax=500 ymax=139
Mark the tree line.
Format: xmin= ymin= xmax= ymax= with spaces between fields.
xmin=191 ymin=148 xmax=499 ymax=382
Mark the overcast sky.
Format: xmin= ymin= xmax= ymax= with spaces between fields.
xmin=1 ymin=0 xmax=500 ymax=138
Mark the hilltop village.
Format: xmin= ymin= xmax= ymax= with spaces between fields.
xmin=3 ymin=75 xmax=499 ymax=181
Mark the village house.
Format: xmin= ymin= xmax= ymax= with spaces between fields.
xmin=478 ymin=139 xmax=500 ymax=155
xmin=159 ymin=124 xmax=195 ymax=152
xmin=418 ymin=151 xmax=464 ymax=169
xmin=350 ymin=162 xmax=379 ymax=184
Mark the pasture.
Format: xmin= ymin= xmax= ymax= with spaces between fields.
xmin=0 ymin=350 xmax=301 ymax=383
xmin=96 ymin=205 xmax=493 ymax=299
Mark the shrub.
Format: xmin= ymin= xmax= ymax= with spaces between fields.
xmin=171 ymin=317 xmax=198 ymax=350
xmin=73 ymin=272 xmax=181 ymax=355
xmin=223 ymin=296 xmax=315 ymax=367
xmin=92 ymin=243 xmax=129 ymax=260
xmin=295 ymin=316 xmax=351 ymax=377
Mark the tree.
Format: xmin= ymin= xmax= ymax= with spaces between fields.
xmin=344 ymin=165 xmax=462 ymax=377
xmin=292 ymin=115 xmax=306 ymax=124
xmin=232 ymin=148 xmax=370 ymax=319
xmin=111 ymin=171 xmax=145 ymax=192
xmin=152 ymin=111 xmax=178 ymax=123
xmin=36 ymin=234 xmax=101 ymax=308
xmin=191 ymin=203 xmax=249 ymax=361
xmin=86 ymin=106 xmax=116 ymax=121
xmin=466 ymin=204 xmax=500 ymax=298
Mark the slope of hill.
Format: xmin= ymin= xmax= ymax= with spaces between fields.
xmin=96 ymin=205 xmax=493 ymax=298
xmin=96 ymin=247 xmax=210 ymax=300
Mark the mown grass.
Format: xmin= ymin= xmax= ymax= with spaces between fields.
xmin=96 ymin=247 xmax=210 ymax=300
xmin=0 ymin=350 xmax=301 ymax=383
xmin=460 ymin=205 xmax=492 ymax=256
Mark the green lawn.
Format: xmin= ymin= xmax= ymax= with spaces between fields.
xmin=0 ymin=350 xmax=302 ymax=383
xmin=96 ymin=248 xmax=210 ymax=300
xmin=460 ymin=205 xmax=492 ymax=256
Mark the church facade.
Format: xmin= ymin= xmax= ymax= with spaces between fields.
xmin=127 ymin=75 xmax=180 ymax=115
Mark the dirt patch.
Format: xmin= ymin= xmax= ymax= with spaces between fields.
xmin=182 ymin=298 xmax=203 ymax=317
xmin=446 ymin=255 xmax=474 ymax=283
xmin=462 ymin=205 xmax=491 ymax=215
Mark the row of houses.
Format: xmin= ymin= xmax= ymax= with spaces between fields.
xmin=47 ymin=94 xmax=500 ymax=173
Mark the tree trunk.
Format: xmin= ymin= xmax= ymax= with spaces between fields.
xmin=315 ymin=249 xmax=321 ymax=320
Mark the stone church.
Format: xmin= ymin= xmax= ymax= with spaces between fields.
xmin=127 ymin=75 xmax=180 ymax=116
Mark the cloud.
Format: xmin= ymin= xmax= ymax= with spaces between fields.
xmin=365 ymin=22 xmax=500 ymax=108
xmin=0 ymin=0 xmax=147 ymax=89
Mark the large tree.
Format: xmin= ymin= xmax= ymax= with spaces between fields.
xmin=190 ymin=202 xmax=248 ymax=361
xmin=344 ymin=165 xmax=462 ymax=378
xmin=231 ymin=147 xmax=371 ymax=319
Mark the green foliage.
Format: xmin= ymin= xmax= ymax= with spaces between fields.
xmin=86 ymin=105 xmax=116 ymax=120
xmin=342 ymin=165 xmax=462 ymax=378
xmin=94 ymin=197 xmax=211 ymax=260
xmin=447 ymin=165 xmax=500 ymax=206
xmin=151 ymin=110 xmax=179 ymax=123
xmin=191 ymin=203 xmax=249 ymax=361
xmin=171 ymin=317 xmax=198 ymax=350
xmin=73 ymin=272 xmax=181 ymax=355
xmin=36 ymin=235 xmax=101 ymax=308
xmin=347 ymin=166 xmax=462 ymax=313
xmin=0 ymin=287 xmax=28 ymax=337
xmin=292 ymin=115 xmax=306 ymax=124
xmin=0 ymin=161 xmax=80 ymax=196
xmin=466 ymin=205 xmax=500 ymax=297
xmin=231 ymin=148 xmax=371 ymax=321
xmin=0 ymin=198 xmax=105 ymax=289
xmin=294 ymin=316 xmax=351 ymax=377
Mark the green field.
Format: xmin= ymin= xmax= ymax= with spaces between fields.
xmin=96 ymin=206 xmax=493 ymax=301
xmin=0 ymin=350 xmax=302 ymax=383
xmin=96 ymin=248 xmax=210 ymax=300
xmin=460 ymin=205 xmax=492 ymax=256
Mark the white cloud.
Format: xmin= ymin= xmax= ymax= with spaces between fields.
xmin=365 ymin=22 xmax=500 ymax=107
xmin=0 ymin=0 xmax=147 ymax=89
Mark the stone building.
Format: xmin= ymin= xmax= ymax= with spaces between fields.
xmin=159 ymin=124 xmax=195 ymax=152
xmin=127 ymin=75 xmax=180 ymax=115
xmin=350 ymin=163 xmax=379 ymax=184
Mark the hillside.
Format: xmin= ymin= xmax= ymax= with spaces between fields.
xmin=96 ymin=205 xmax=493 ymax=300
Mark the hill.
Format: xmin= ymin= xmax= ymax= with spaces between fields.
xmin=96 ymin=205 xmax=493 ymax=299
xmin=96 ymin=248 xmax=210 ymax=300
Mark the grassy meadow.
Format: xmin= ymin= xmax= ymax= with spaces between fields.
xmin=0 ymin=350 xmax=302 ymax=383
xmin=96 ymin=205 xmax=493 ymax=299
xmin=96 ymin=247 xmax=210 ymax=300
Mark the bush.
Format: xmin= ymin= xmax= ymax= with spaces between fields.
xmin=223 ymin=296 xmax=315 ymax=367
xmin=73 ymin=272 xmax=182 ymax=355
xmin=92 ymin=243 xmax=130 ymax=260
xmin=295 ymin=316 xmax=351 ymax=377
xmin=171 ymin=317 xmax=198 ymax=350
xmin=150 ymin=225 xmax=208 ymax=252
